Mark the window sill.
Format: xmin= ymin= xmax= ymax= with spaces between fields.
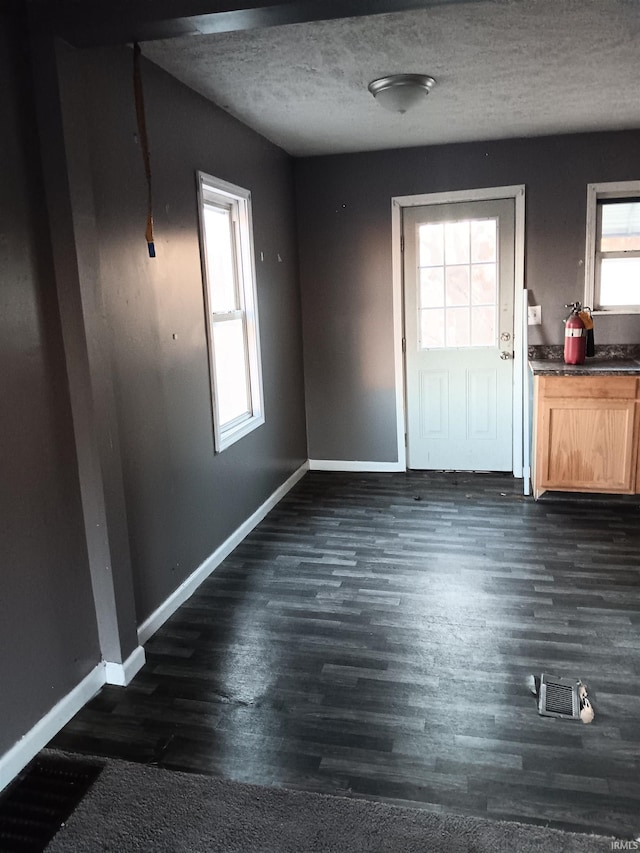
xmin=591 ymin=307 xmax=640 ymax=316
xmin=216 ymin=414 xmax=265 ymax=453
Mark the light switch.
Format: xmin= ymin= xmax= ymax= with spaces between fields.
xmin=528 ymin=305 xmax=542 ymax=325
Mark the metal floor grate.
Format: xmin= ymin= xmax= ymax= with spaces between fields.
xmin=538 ymin=674 xmax=580 ymax=719
xmin=0 ymin=754 xmax=102 ymax=852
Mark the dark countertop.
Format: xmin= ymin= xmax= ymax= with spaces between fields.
xmin=529 ymin=358 xmax=640 ymax=376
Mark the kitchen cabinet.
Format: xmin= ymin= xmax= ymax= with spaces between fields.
xmin=533 ymin=375 xmax=640 ymax=499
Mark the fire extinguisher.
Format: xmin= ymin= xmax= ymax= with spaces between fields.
xmin=564 ymin=302 xmax=586 ymax=365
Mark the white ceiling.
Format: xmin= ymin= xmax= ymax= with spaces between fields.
xmin=144 ymin=0 xmax=640 ymax=157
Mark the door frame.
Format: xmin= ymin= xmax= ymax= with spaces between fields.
xmin=391 ymin=185 xmax=526 ymax=476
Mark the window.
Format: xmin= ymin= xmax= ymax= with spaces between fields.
xmin=585 ymin=181 xmax=640 ymax=314
xmin=418 ymin=217 xmax=498 ymax=348
xmin=197 ymin=172 xmax=264 ymax=451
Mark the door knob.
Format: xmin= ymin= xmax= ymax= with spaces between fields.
xmin=500 ymin=351 xmax=513 ymax=360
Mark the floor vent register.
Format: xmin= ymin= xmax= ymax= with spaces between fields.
xmin=538 ymin=674 xmax=581 ymax=719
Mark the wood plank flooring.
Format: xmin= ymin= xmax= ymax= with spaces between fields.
xmin=50 ymin=472 xmax=640 ymax=838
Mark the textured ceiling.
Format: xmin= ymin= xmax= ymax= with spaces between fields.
xmin=143 ymin=0 xmax=640 ymax=157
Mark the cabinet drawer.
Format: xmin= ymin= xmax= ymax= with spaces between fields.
xmin=539 ymin=376 xmax=638 ymax=400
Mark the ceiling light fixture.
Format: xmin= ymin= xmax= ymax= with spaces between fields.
xmin=368 ymin=74 xmax=436 ymax=114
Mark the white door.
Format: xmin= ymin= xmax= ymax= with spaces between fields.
xmin=403 ymin=199 xmax=515 ymax=470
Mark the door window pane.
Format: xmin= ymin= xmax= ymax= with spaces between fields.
xmin=471 ymin=264 xmax=497 ymax=305
xmin=445 ymin=221 xmax=470 ymax=264
xmin=212 ymin=318 xmax=249 ymax=424
xmin=471 ymin=219 xmax=497 ymax=262
xmin=446 ymin=307 xmax=470 ymax=347
xmin=420 ymin=267 xmax=445 ymax=308
xmin=418 ymin=222 xmax=444 ymax=266
xmin=471 ymin=305 xmax=496 ymax=347
xmin=445 ymin=266 xmax=470 ymax=306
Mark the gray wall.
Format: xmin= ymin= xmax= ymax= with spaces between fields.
xmin=0 ymin=9 xmax=100 ymax=754
xmin=60 ymin=45 xmax=308 ymax=623
xmin=295 ymin=132 xmax=640 ymax=463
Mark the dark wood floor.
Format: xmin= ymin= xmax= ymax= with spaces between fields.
xmin=50 ymin=472 xmax=640 ymax=838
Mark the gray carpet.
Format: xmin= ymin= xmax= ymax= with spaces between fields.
xmin=45 ymin=755 xmax=615 ymax=852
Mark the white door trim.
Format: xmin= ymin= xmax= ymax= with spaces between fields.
xmin=391 ymin=185 xmax=526 ymax=477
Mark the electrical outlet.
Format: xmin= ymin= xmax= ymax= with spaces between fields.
xmin=528 ymin=305 xmax=542 ymax=326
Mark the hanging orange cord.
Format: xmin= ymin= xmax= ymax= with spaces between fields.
xmin=133 ymin=43 xmax=155 ymax=258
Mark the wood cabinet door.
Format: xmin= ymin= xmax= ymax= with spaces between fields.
xmin=537 ymin=396 xmax=637 ymax=494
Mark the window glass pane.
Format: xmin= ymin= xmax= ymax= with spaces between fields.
xmin=600 ymin=201 xmax=640 ymax=252
xmin=420 ymin=267 xmax=445 ymax=308
xmin=445 ymin=265 xmax=470 ymax=306
xmin=204 ymin=205 xmax=237 ymax=313
xmin=418 ymin=223 xmax=444 ymax=266
xmin=471 ymin=219 xmax=497 ymax=262
xmin=213 ymin=319 xmax=250 ymax=424
xmin=446 ymin=307 xmax=470 ymax=347
xmin=599 ymin=257 xmax=640 ymax=306
xmin=471 ymin=305 xmax=496 ymax=346
xmin=445 ymin=221 xmax=470 ymax=264
xmin=420 ymin=308 xmax=445 ymax=348
xmin=471 ymin=264 xmax=497 ymax=305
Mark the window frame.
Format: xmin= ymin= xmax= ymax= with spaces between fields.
xmin=196 ymin=171 xmax=264 ymax=453
xmin=584 ymin=180 xmax=640 ymax=315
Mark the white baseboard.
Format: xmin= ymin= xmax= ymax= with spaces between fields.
xmin=104 ymin=645 xmax=146 ymax=686
xmin=0 ymin=464 xmax=311 ymax=795
xmin=308 ymin=459 xmax=405 ymax=473
xmin=137 ymin=461 xmax=309 ymax=645
xmin=0 ymin=663 xmax=105 ymax=794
